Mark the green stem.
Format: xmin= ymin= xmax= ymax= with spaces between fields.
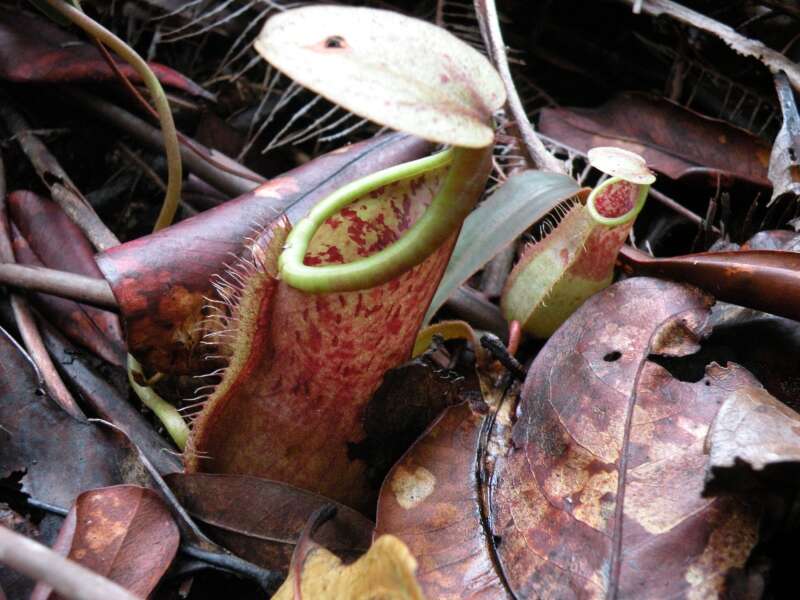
xmin=279 ymin=146 xmax=490 ymax=293
xmin=127 ymin=355 xmax=188 ymax=450
xmin=44 ymin=0 xmax=182 ymax=232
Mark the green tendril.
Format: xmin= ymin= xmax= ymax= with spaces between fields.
xmin=279 ymin=146 xmax=490 ymax=293
xmin=127 ymin=355 xmax=189 ymax=450
xmin=43 ymin=0 xmax=188 ymax=442
xmin=43 ymin=0 xmax=182 ymax=232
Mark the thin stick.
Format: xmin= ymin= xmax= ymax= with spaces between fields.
xmin=0 ymin=264 xmax=118 ymax=309
xmin=0 ymin=525 xmax=138 ymax=600
xmin=474 ymin=0 xmax=566 ymax=173
xmin=44 ymin=0 xmax=182 ymax=231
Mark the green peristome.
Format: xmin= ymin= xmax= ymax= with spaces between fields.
xmin=501 ymin=178 xmax=649 ymax=338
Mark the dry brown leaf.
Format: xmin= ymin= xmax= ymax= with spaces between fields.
xmin=705 ymin=386 xmax=800 ymax=496
xmin=272 ymin=535 xmax=425 ymax=600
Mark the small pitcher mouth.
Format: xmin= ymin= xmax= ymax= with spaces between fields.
xmin=586 ymin=176 xmax=649 ymax=227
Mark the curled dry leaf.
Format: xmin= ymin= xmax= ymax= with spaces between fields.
xmin=768 ymin=72 xmax=800 ymax=203
xmin=30 ymin=485 xmax=179 ymax=600
xmin=166 ymin=472 xmax=374 ymax=572
xmin=256 ymin=5 xmax=506 ymax=148
xmin=619 ymin=245 xmax=800 ymax=323
xmin=0 ymin=327 xmax=129 ymax=509
xmin=97 ymin=133 xmax=432 ymax=374
xmin=539 ymin=92 xmax=771 ymax=186
xmin=704 ymin=386 xmax=800 ymax=496
xmin=9 ymin=191 xmax=126 ymax=366
xmin=379 ymin=278 xmax=764 ymax=599
xmin=0 ymin=10 xmax=208 ymax=97
xmin=272 ymin=535 xmax=425 ymax=600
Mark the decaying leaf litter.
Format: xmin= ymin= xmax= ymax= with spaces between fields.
xmin=0 ymin=0 xmax=799 ymax=598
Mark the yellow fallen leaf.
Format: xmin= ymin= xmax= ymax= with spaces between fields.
xmin=272 ymin=535 xmax=425 ymax=600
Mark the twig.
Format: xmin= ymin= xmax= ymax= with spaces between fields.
xmin=480 ymin=334 xmax=526 ymax=380
xmin=0 ymin=102 xmax=120 ymax=251
xmin=0 ymin=264 xmax=118 ymax=309
xmin=626 ymin=0 xmax=800 ymax=93
xmin=444 ymin=286 xmax=508 ymax=341
xmin=474 ymin=0 xmax=566 ymax=173
xmin=43 ymin=0 xmax=182 ymax=231
xmin=0 ymin=525 xmax=138 ymax=600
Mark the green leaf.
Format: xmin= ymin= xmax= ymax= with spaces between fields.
xmin=255 ymin=5 xmax=505 ymax=148
xmin=424 ymin=170 xmax=581 ymax=323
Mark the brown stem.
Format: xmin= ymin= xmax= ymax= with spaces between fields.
xmin=474 ymin=0 xmax=566 ymax=173
xmin=0 ymin=525 xmax=138 ymax=600
xmin=0 ymin=264 xmax=117 ymax=309
xmin=0 ymin=102 xmax=119 ymax=251
xmin=649 ymin=188 xmax=720 ymax=233
xmin=445 ymin=286 xmax=508 ymax=341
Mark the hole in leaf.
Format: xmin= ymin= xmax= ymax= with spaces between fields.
xmin=603 ymin=351 xmax=622 ymax=362
xmin=325 ymin=35 xmax=346 ymax=49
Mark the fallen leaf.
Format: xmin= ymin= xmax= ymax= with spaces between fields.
xmin=0 ymin=10 xmax=208 ymax=97
xmin=539 ymin=92 xmax=771 ymax=186
xmin=9 ymin=191 xmax=125 ymax=366
xmin=376 ymin=401 xmax=511 ymax=598
xmin=97 ymin=133 xmax=432 ymax=374
xmin=272 ymin=535 xmax=425 ymax=600
xmin=166 ymin=472 xmax=374 ymax=572
xmin=30 ymin=485 xmax=179 ymax=599
xmin=768 ymin=72 xmax=800 ymax=202
xmin=704 ymin=385 xmax=800 ymax=496
xmin=379 ymin=278 xmax=764 ymax=598
xmin=425 ymin=170 xmax=581 ymax=323
xmin=0 ymin=325 xmax=129 ymax=508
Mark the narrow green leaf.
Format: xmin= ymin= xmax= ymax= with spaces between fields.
xmin=425 ymin=170 xmax=580 ymax=323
